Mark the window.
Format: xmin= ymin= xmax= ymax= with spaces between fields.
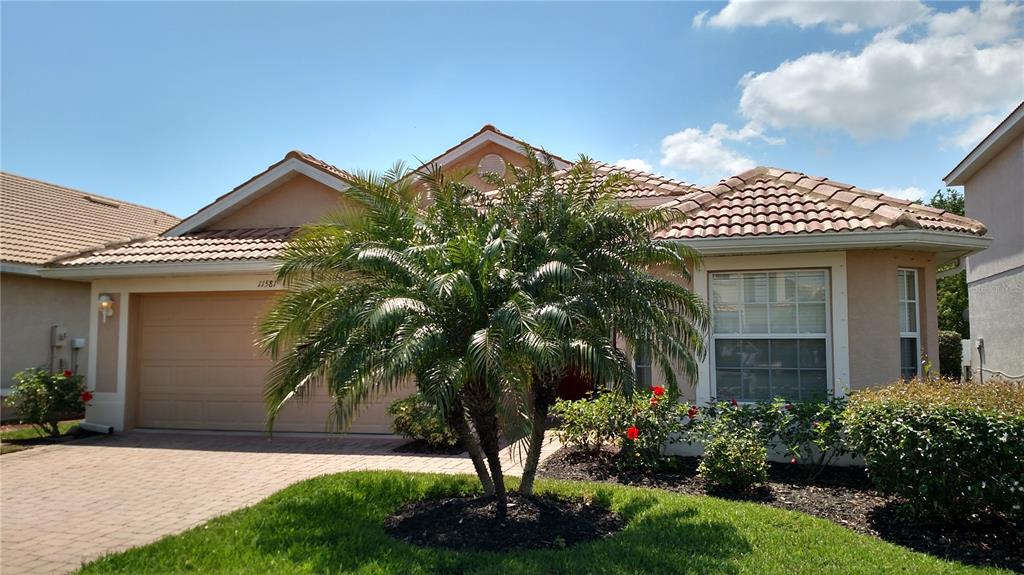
xmin=634 ymin=345 xmax=652 ymax=387
xmin=898 ymin=268 xmax=920 ymax=380
xmin=711 ymin=270 xmax=830 ymax=402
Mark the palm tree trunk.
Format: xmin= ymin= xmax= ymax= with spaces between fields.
xmin=518 ymin=383 xmax=554 ymax=496
xmin=451 ymin=409 xmax=494 ymax=496
xmin=470 ymin=399 xmax=507 ymax=520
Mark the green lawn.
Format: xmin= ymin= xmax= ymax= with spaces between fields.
xmin=78 ymin=471 xmax=1008 ymax=575
xmin=0 ymin=419 xmax=82 ymax=454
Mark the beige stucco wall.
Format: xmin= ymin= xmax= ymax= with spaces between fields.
xmin=205 ymin=173 xmax=353 ymax=230
xmin=963 ymin=133 xmax=1024 ymax=380
xmin=436 ymin=140 xmax=533 ymax=192
xmin=846 ymin=249 xmax=939 ymax=389
xmin=1 ymin=273 xmax=90 ymax=406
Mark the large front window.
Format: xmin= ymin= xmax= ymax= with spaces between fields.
xmin=711 ymin=270 xmax=830 ymax=402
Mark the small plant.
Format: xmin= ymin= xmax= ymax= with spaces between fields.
xmin=619 ymin=386 xmax=691 ymax=469
xmin=844 ymin=378 xmax=1024 ymax=520
xmin=387 ymin=393 xmax=459 ymax=447
xmin=551 ymin=392 xmax=623 ymax=452
xmin=7 ymin=368 xmax=89 ymax=437
xmin=698 ymin=421 xmax=768 ymax=491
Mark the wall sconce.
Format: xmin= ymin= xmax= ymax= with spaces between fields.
xmin=98 ymin=294 xmax=114 ymax=323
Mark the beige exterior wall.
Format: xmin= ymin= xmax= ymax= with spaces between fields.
xmin=205 ymin=173 xmax=353 ymax=230
xmin=436 ymin=140 xmax=533 ymax=192
xmin=962 ymin=133 xmax=1024 ymax=380
xmin=1 ymin=272 xmax=90 ymax=410
xmin=846 ymin=249 xmax=939 ymax=388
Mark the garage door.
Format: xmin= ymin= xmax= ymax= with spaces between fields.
xmin=131 ymin=292 xmax=407 ymax=433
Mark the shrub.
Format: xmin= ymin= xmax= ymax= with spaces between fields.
xmin=7 ymin=368 xmax=88 ymax=437
xmin=698 ymin=421 xmax=768 ymax=491
xmin=387 ymin=393 xmax=459 ymax=447
xmin=775 ymin=397 xmax=850 ymax=472
xmin=551 ymin=392 xmax=622 ymax=452
xmin=844 ymin=379 xmax=1024 ymax=520
xmin=938 ymin=330 xmax=963 ymax=379
xmin=619 ymin=386 xmax=691 ymax=469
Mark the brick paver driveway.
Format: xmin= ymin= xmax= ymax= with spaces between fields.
xmin=0 ymin=431 xmax=560 ymax=574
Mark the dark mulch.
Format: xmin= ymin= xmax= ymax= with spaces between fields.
xmin=539 ymin=447 xmax=1023 ymax=573
xmin=385 ymin=493 xmax=623 ymax=552
xmin=391 ymin=439 xmax=466 ymax=456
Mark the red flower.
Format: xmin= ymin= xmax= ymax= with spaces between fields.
xmin=687 ymin=406 xmax=699 ymax=418
xmin=784 ymin=403 xmax=793 ymax=411
xmin=80 ymin=391 xmax=93 ymax=403
xmin=730 ymin=399 xmax=738 ymax=406
xmin=63 ymin=370 xmax=73 ymax=378
xmin=650 ymin=397 xmax=659 ymax=407
xmin=790 ymin=457 xmax=797 ymax=464
xmin=626 ymin=426 xmax=639 ymax=441
xmin=651 ymin=385 xmax=665 ymax=397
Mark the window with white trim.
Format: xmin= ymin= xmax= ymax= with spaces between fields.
xmin=711 ymin=270 xmax=830 ymax=402
xmin=634 ymin=345 xmax=652 ymax=387
xmin=898 ymin=268 xmax=921 ymax=380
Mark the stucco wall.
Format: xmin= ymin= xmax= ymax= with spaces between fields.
xmin=437 ymin=140 xmax=533 ymax=192
xmin=1 ymin=273 xmax=91 ymax=415
xmin=964 ymin=135 xmax=1024 ymax=283
xmin=963 ymin=132 xmax=1024 ymax=380
xmin=846 ymin=250 xmax=939 ymax=388
xmin=205 ymin=173 xmax=352 ymax=230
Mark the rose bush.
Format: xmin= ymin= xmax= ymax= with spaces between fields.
xmin=6 ymin=368 xmax=88 ymax=437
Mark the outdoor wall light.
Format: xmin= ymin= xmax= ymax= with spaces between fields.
xmin=98 ymin=294 xmax=114 ymax=323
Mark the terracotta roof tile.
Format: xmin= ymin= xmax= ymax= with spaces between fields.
xmin=1 ymin=173 xmax=180 ymax=265
xmin=654 ymin=167 xmax=987 ymax=240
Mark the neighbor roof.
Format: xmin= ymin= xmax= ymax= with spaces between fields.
xmin=0 ymin=172 xmax=180 ymax=266
xmin=945 ymin=102 xmax=1024 ymax=186
xmin=420 ymin=124 xmax=574 ymax=171
xmin=654 ymin=167 xmax=987 ymax=240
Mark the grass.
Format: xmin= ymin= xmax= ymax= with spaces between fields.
xmin=0 ymin=419 xmax=82 ymax=454
xmin=78 ymin=471 xmax=1009 ymax=575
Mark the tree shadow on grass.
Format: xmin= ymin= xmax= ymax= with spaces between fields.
xmin=252 ymin=473 xmax=752 ymax=575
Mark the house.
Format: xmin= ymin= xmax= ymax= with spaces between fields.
xmin=0 ymin=173 xmax=179 ymax=415
xmin=39 ymin=126 xmax=989 ymax=434
xmin=944 ymin=102 xmax=1024 ymax=383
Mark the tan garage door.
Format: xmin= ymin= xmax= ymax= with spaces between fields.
xmin=131 ymin=292 xmax=407 ymax=433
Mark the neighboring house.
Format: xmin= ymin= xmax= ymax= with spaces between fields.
xmin=944 ymin=102 xmax=1024 ymax=383
xmin=40 ymin=126 xmax=989 ymax=434
xmin=0 ymin=173 xmax=179 ymax=415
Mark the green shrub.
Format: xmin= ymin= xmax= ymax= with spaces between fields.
xmin=938 ymin=330 xmax=963 ymax=379
xmin=844 ymin=379 xmax=1024 ymax=520
xmin=387 ymin=393 xmax=458 ymax=447
xmin=619 ymin=386 xmax=691 ymax=469
xmin=551 ymin=392 xmax=622 ymax=452
xmin=7 ymin=368 xmax=89 ymax=437
xmin=698 ymin=421 xmax=768 ymax=491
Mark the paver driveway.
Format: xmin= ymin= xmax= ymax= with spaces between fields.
xmin=0 ymin=431 xmax=560 ymax=574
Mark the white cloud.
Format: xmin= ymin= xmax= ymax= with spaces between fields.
xmin=737 ymin=0 xmax=1024 ymax=139
xmin=951 ymin=113 xmax=1003 ymax=150
xmin=660 ymin=121 xmax=783 ymax=180
xmin=874 ymin=186 xmax=928 ymax=201
xmin=692 ymin=9 xmax=709 ymax=28
xmin=703 ymin=0 xmax=929 ymax=33
xmin=614 ymin=158 xmax=653 ymax=173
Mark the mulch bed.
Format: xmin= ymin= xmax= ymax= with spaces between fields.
xmin=385 ymin=493 xmax=623 ymax=552
xmin=391 ymin=439 xmax=466 ymax=456
xmin=539 ymin=447 xmax=1023 ymax=573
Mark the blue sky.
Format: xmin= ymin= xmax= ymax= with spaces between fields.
xmin=2 ymin=1 xmax=1021 ymax=217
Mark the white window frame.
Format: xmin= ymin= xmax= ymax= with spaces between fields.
xmin=634 ymin=345 xmax=653 ymax=388
xmin=709 ymin=268 xmax=833 ymax=403
xmin=898 ymin=268 xmax=921 ymax=379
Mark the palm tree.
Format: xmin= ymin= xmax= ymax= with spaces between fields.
xmin=484 ymin=154 xmax=709 ymax=494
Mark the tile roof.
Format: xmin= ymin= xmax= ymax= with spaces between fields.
xmin=0 ymin=172 xmax=181 ymax=266
xmin=419 ymin=124 xmax=574 ymax=170
xmin=51 ymin=227 xmax=294 ymax=267
xmin=653 ymin=167 xmax=987 ymax=240
xmin=577 ymin=161 xmax=702 ymax=199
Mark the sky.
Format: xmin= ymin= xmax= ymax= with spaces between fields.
xmin=2 ymin=1 xmax=1022 ymax=218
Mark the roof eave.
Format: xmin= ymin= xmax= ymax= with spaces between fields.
xmin=664 ymin=229 xmax=991 ymax=263
xmin=944 ymin=102 xmax=1024 ymax=186
xmin=39 ymin=259 xmax=278 ymax=280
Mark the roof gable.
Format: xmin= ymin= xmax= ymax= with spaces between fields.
xmin=0 ymin=172 xmax=180 ymax=266
xmin=165 ymin=151 xmax=351 ymax=237
xmin=945 ymin=102 xmax=1024 ymax=186
xmin=422 ymin=125 xmax=573 ymax=173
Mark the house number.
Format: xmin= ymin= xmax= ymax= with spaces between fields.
xmin=256 ymin=279 xmax=278 ymax=288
